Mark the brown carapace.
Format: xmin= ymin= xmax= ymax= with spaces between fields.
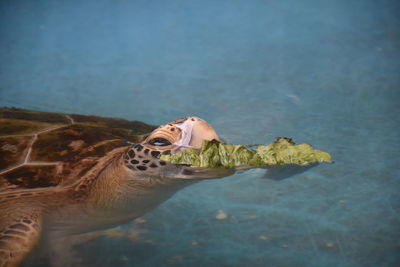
xmin=0 ymin=107 xmax=155 ymax=191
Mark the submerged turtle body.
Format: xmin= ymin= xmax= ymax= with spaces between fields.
xmin=0 ymin=107 xmax=155 ymax=191
xmin=0 ymin=107 xmax=232 ymax=267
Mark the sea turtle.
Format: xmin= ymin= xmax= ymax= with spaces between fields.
xmin=0 ymin=107 xmax=235 ymax=267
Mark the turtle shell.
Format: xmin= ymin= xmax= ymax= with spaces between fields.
xmin=0 ymin=107 xmax=156 ymax=191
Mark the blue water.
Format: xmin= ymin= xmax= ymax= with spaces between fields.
xmin=1 ymin=0 xmax=399 ymax=266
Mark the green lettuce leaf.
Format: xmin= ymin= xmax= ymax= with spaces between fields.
xmin=160 ymin=137 xmax=332 ymax=168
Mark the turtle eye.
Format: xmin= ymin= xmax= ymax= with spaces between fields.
xmin=148 ymin=137 xmax=172 ymax=146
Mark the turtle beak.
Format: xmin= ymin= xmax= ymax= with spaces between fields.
xmin=173 ymin=117 xmax=221 ymax=149
xmin=159 ymin=117 xmax=233 ymax=180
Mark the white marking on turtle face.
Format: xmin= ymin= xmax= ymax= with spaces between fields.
xmin=173 ymin=119 xmax=197 ymax=148
xmin=172 ymin=117 xmax=221 ymax=149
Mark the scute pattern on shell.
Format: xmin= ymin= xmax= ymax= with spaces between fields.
xmin=0 ymin=107 xmax=156 ymax=191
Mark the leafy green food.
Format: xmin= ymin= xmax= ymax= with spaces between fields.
xmin=160 ymin=137 xmax=332 ymax=168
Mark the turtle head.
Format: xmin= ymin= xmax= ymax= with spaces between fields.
xmin=123 ymin=117 xmax=234 ymax=180
xmin=145 ymin=116 xmax=221 ymax=151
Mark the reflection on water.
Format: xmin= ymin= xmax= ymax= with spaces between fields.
xmin=1 ymin=0 xmax=399 ymax=266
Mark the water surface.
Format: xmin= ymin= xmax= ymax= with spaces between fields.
xmin=1 ymin=0 xmax=399 ymax=266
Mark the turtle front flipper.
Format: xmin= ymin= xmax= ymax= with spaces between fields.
xmin=0 ymin=202 xmax=42 ymax=267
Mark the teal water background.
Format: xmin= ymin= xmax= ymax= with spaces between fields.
xmin=1 ymin=0 xmax=399 ymax=266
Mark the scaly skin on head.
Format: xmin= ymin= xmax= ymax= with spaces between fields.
xmin=122 ymin=116 xmax=228 ymax=179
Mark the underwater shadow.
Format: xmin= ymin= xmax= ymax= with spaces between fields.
xmin=263 ymin=163 xmax=319 ymax=181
